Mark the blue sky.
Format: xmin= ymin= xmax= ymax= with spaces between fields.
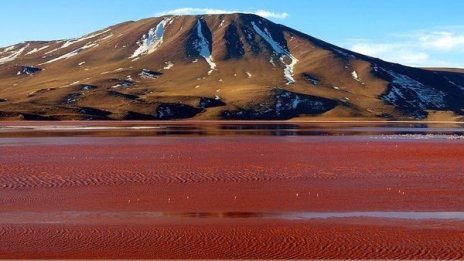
xmin=1 ymin=0 xmax=464 ymax=67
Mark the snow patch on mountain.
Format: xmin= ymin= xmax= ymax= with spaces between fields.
xmin=26 ymin=45 xmax=50 ymax=55
xmin=384 ymin=71 xmax=446 ymax=107
xmin=1 ymin=45 xmax=17 ymax=53
xmin=163 ymin=61 xmax=174 ymax=70
xmin=269 ymin=57 xmax=276 ymax=67
xmin=192 ymin=19 xmax=216 ymax=74
xmin=98 ymin=33 xmax=113 ymax=42
xmin=0 ymin=44 xmax=29 ymax=65
xmin=351 ymin=70 xmax=365 ymax=85
xmin=130 ymin=17 xmax=172 ymax=58
xmin=251 ymin=22 xmax=298 ymax=84
xmin=61 ymin=29 xmax=111 ymax=49
xmin=40 ymin=42 xmax=98 ymax=65
xmin=374 ymin=65 xmax=447 ymax=118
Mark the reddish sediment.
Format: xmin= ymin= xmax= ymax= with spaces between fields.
xmin=1 ymin=135 xmax=464 ymax=258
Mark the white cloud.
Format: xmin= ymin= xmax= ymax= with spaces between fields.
xmin=253 ymin=9 xmax=289 ymax=19
xmin=351 ymin=42 xmax=430 ymax=65
xmin=156 ymin=8 xmax=288 ymax=19
xmin=346 ymin=29 xmax=464 ymax=67
xmin=417 ymin=31 xmax=464 ymax=51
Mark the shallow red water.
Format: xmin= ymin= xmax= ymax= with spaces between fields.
xmin=1 ymin=134 xmax=464 ymax=258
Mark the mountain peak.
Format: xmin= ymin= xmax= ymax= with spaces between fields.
xmin=0 ymin=14 xmax=463 ymax=121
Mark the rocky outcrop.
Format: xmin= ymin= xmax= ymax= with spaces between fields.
xmin=155 ymin=103 xmax=204 ymax=120
xmin=222 ymin=88 xmax=338 ymax=120
xmin=199 ymin=97 xmax=226 ymax=108
xmin=17 ymin=66 xmax=42 ymax=75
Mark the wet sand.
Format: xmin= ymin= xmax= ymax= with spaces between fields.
xmin=1 ymin=131 xmax=464 ymax=258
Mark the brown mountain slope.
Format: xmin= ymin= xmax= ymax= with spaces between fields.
xmin=0 ymin=13 xmax=463 ymax=121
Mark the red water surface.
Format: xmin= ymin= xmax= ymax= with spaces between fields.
xmin=1 ymin=135 xmax=464 ymax=258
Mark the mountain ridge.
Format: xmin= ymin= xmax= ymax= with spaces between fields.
xmin=1 ymin=13 xmax=463 ymax=121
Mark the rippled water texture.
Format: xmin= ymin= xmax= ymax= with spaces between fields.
xmin=1 ymin=121 xmax=464 ymax=258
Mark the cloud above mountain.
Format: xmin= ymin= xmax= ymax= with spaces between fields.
xmin=346 ymin=28 xmax=464 ymax=67
xmin=156 ymin=8 xmax=289 ymax=19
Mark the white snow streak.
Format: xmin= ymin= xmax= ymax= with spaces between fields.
xmin=130 ymin=17 xmax=172 ymax=58
xmin=379 ymin=67 xmax=446 ymax=108
xmin=26 ymin=45 xmax=50 ymax=55
xmin=251 ymin=22 xmax=298 ymax=84
xmin=0 ymin=44 xmax=29 ymax=65
xmin=40 ymin=42 xmax=98 ymax=65
xmin=163 ymin=61 xmax=174 ymax=70
xmin=193 ymin=20 xmax=216 ymax=74
xmin=61 ymin=29 xmax=111 ymax=49
xmin=351 ymin=70 xmax=363 ymax=83
xmin=2 ymin=45 xmax=16 ymax=53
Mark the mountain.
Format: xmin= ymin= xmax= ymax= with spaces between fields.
xmin=1 ymin=13 xmax=464 ymax=121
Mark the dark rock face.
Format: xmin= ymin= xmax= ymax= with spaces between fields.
xmin=241 ymin=14 xmax=290 ymax=55
xmin=224 ymin=24 xmax=245 ymax=59
xmin=240 ymin=25 xmax=261 ymax=55
xmin=222 ymin=88 xmax=338 ymax=120
xmin=302 ymin=73 xmax=320 ymax=85
xmin=372 ymin=63 xmax=464 ymax=119
xmin=434 ymin=71 xmax=464 ymax=90
xmin=107 ymin=90 xmax=139 ymax=100
xmin=0 ymin=98 xmax=7 ymax=103
xmin=78 ymin=107 xmax=111 ymax=120
xmin=139 ymin=69 xmax=162 ymax=79
xmin=20 ymin=113 xmax=58 ymax=120
xmin=63 ymin=93 xmax=82 ymax=104
xmin=0 ymin=111 xmax=13 ymax=117
xmin=124 ymin=111 xmax=156 ymax=120
xmin=273 ymin=88 xmax=338 ymax=118
xmin=79 ymin=84 xmax=97 ymax=91
xmin=155 ymin=103 xmax=204 ymax=120
xmin=18 ymin=66 xmax=42 ymax=75
xmin=186 ymin=18 xmax=213 ymax=59
xmin=199 ymin=97 xmax=226 ymax=108
xmin=111 ymin=79 xmax=135 ymax=88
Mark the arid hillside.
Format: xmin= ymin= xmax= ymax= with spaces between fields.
xmin=1 ymin=13 xmax=463 ymax=121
